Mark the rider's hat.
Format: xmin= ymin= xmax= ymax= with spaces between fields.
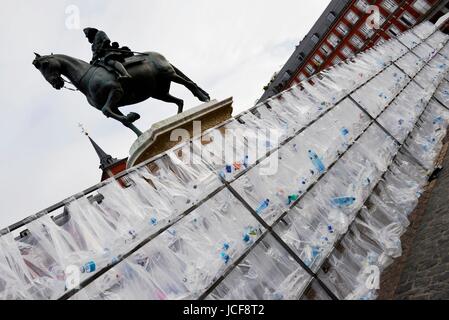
xmin=83 ymin=27 xmax=99 ymax=39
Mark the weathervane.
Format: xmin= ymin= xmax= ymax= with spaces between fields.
xmin=33 ymin=27 xmax=210 ymax=137
xmin=78 ymin=123 xmax=88 ymax=136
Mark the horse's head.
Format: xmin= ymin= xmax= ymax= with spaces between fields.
xmin=32 ymin=53 xmax=65 ymax=90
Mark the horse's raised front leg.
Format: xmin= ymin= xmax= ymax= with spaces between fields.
xmin=113 ymin=108 xmax=143 ymax=137
xmin=101 ymin=88 xmax=126 ymax=120
xmin=102 ymin=88 xmax=142 ymax=136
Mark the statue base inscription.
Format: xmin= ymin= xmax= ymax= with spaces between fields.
xmin=127 ymin=97 xmax=233 ymax=168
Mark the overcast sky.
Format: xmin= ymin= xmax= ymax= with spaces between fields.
xmin=0 ymin=0 xmax=331 ymax=228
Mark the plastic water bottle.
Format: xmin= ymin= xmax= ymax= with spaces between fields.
xmin=150 ymin=217 xmax=158 ymax=226
xmin=340 ymin=128 xmax=349 ymax=137
xmin=287 ymin=194 xmax=299 ymax=205
xmin=80 ymin=261 xmax=96 ymax=273
xmin=242 ymin=233 xmax=251 ymax=243
xmin=256 ymin=199 xmax=270 ymax=215
xmin=220 ymin=252 xmax=230 ymax=264
xmin=308 ymin=150 xmax=326 ymax=174
xmin=433 ymin=116 xmax=444 ymax=125
xmin=331 ymin=196 xmax=356 ymax=208
xmin=243 ymin=155 xmax=249 ymax=168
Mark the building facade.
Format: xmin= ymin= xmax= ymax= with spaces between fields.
xmin=260 ymin=0 xmax=449 ymax=102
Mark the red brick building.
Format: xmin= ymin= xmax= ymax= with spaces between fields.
xmin=260 ymin=0 xmax=449 ymax=102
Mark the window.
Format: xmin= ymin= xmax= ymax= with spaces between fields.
xmin=328 ymin=33 xmax=341 ymax=48
xmin=346 ymin=10 xmax=360 ymax=24
xmin=400 ymin=12 xmax=417 ymax=27
xmin=355 ymin=0 xmax=369 ymax=12
xmin=311 ymin=33 xmax=320 ymax=44
xmin=341 ymin=46 xmax=354 ymax=58
xmin=320 ymin=44 xmax=331 ymax=56
xmin=305 ymin=64 xmax=316 ymax=74
xmin=359 ymin=23 xmax=375 ymax=37
xmin=351 ymin=35 xmax=364 ymax=49
xmin=313 ymin=54 xmax=324 ymax=65
xmin=336 ymin=22 xmax=349 ymax=36
xmin=381 ymin=0 xmax=398 ymax=13
xmin=379 ymin=13 xmax=387 ymax=27
xmin=376 ymin=37 xmax=387 ymax=45
xmin=413 ymin=0 xmax=431 ymax=14
xmin=280 ymin=72 xmax=290 ymax=83
xmin=388 ymin=24 xmax=401 ymax=37
xmin=332 ymin=56 xmax=342 ymax=65
xmin=298 ymin=73 xmax=307 ymax=82
xmin=327 ymin=12 xmax=336 ymax=22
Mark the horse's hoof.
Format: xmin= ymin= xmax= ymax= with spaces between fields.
xmin=126 ymin=112 xmax=140 ymax=123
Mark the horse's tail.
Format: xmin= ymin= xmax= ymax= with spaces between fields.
xmin=170 ymin=64 xmax=210 ymax=99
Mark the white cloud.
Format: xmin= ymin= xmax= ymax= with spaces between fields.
xmin=0 ymin=0 xmax=331 ymax=228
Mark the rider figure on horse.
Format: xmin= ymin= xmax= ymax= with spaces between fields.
xmin=83 ymin=27 xmax=133 ymax=81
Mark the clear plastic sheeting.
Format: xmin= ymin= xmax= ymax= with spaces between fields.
xmin=395 ymin=51 xmax=426 ymax=77
xmin=356 ymin=153 xmax=428 ymax=260
xmin=426 ymin=31 xmax=449 ymax=51
xmin=317 ymin=222 xmax=388 ymax=300
xmin=397 ymin=29 xmax=423 ymax=49
xmin=206 ymin=234 xmax=311 ymax=300
xmin=301 ymin=280 xmax=333 ymax=300
xmin=412 ymin=21 xmax=436 ymax=40
xmin=351 ymin=65 xmax=410 ymax=118
xmin=405 ymin=99 xmax=449 ymax=169
xmin=413 ymin=43 xmax=438 ymax=62
xmin=317 ymin=151 xmax=430 ymax=300
xmin=1 ymin=21 xmax=449 ymax=301
xmin=433 ymin=78 xmax=449 ymax=106
xmin=274 ymin=124 xmax=398 ymax=272
xmin=414 ymin=48 xmax=449 ymax=92
xmin=70 ymin=189 xmax=264 ymax=300
xmin=191 ymin=119 xmax=255 ymax=181
xmin=231 ymin=99 xmax=371 ymax=225
xmin=377 ymin=82 xmax=429 ymax=143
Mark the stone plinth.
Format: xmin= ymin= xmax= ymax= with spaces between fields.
xmin=127 ymin=97 xmax=233 ymax=168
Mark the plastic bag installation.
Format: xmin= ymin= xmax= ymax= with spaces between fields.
xmin=1 ymin=22 xmax=449 ymax=300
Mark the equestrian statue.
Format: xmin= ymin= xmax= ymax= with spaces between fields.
xmin=32 ymin=27 xmax=211 ymax=136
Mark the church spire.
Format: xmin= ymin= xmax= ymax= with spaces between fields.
xmin=79 ymin=123 xmax=118 ymax=170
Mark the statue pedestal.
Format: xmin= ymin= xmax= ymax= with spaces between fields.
xmin=127 ymin=97 xmax=233 ymax=168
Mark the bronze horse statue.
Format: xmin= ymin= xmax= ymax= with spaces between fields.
xmin=32 ymin=52 xmax=210 ymax=136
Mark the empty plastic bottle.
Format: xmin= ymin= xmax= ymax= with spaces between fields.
xmin=243 ymin=155 xmax=250 ymax=168
xmin=287 ymin=194 xmax=299 ymax=205
xmin=150 ymin=217 xmax=158 ymax=226
xmin=433 ymin=116 xmax=444 ymax=125
xmin=331 ymin=196 xmax=356 ymax=208
xmin=341 ymin=128 xmax=349 ymax=137
xmin=256 ymin=199 xmax=270 ymax=215
xmin=308 ymin=150 xmax=326 ymax=174
xmin=220 ymin=252 xmax=230 ymax=264
xmin=80 ymin=261 xmax=96 ymax=273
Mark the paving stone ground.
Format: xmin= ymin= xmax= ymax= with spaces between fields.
xmin=378 ymin=140 xmax=449 ymax=300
